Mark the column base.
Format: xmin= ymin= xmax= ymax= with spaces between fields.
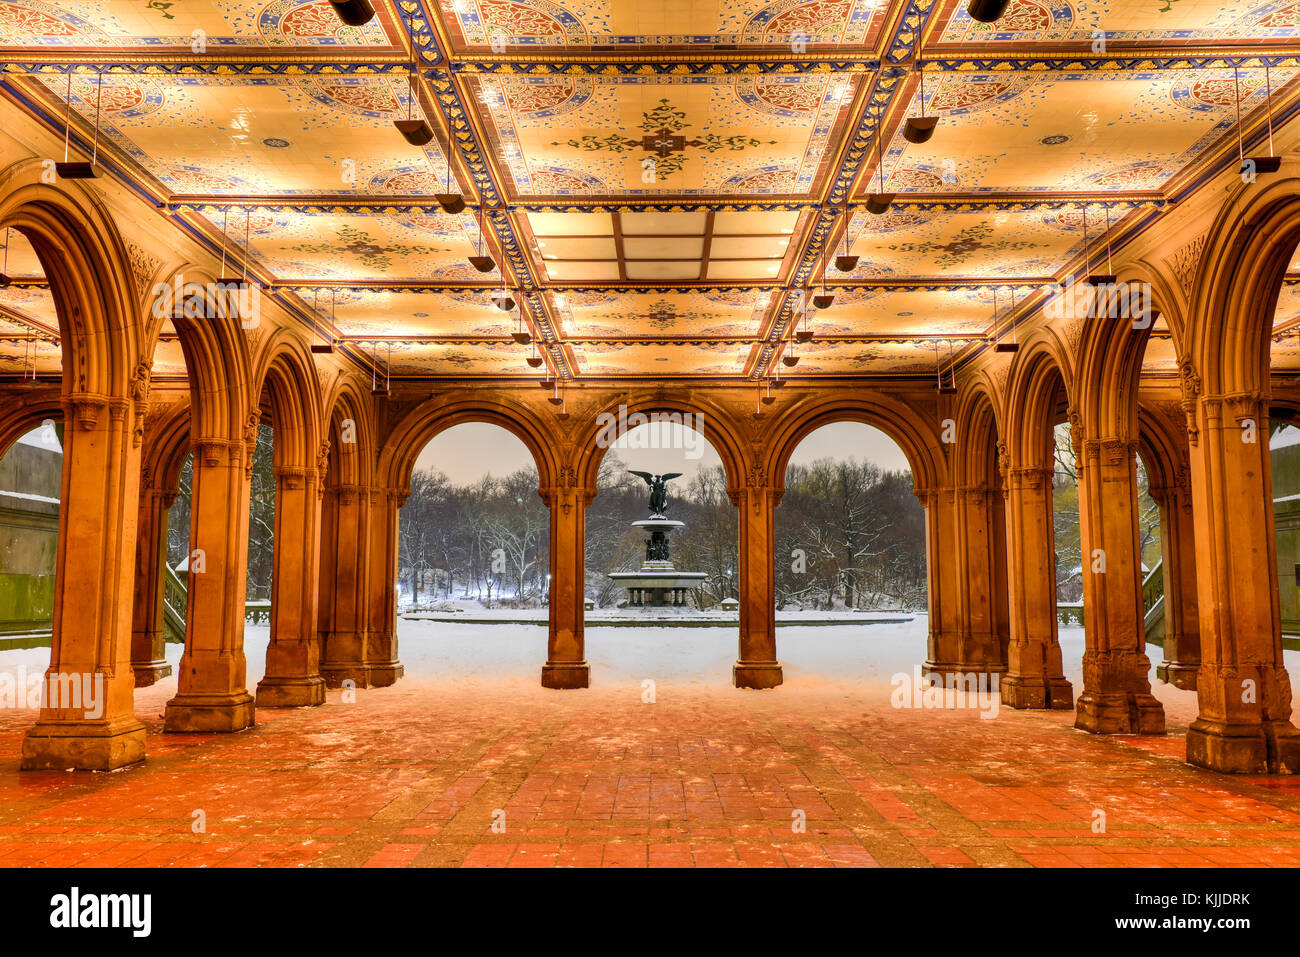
xmin=1074 ymin=691 xmax=1166 ymax=735
xmin=542 ymin=661 xmax=590 ymax=689
xmin=1186 ymin=717 xmax=1300 ymax=774
xmin=21 ymin=716 xmax=146 ymax=771
xmin=164 ymin=691 xmax=256 ymax=733
xmin=255 ymin=675 xmax=327 ymax=708
xmin=1155 ymin=661 xmax=1198 ymax=691
xmin=1001 ymin=674 xmax=1073 ymax=710
xmin=368 ymin=662 xmax=404 ymax=687
xmin=131 ymin=659 xmax=173 ymax=688
xmin=733 ymin=661 xmax=783 ymax=690
xmin=322 ymin=665 xmax=372 ymax=689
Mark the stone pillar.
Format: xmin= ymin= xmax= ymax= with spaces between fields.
xmin=920 ymin=485 xmax=966 ymax=678
xmin=256 ymin=464 xmax=325 ymax=706
xmin=732 ymin=480 xmax=781 ymax=689
xmin=1186 ymin=392 xmax=1300 ymax=772
xmin=320 ymin=481 xmax=371 ymax=687
xmin=1001 ymin=459 xmax=1074 ymax=709
xmin=163 ymin=438 xmax=256 ymax=732
xmin=22 ymin=395 xmax=148 ymax=770
xmin=951 ymin=483 xmax=1008 ymax=677
xmin=130 ymin=479 xmax=175 ymax=687
xmin=1149 ymin=473 xmax=1200 ymax=690
xmin=364 ymin=486 xmax=405 ymax=687
xmin=1074 ymin=438 xmax=1165 ymax=733
xmin=542 ymin=480 xmax=590 ymax=689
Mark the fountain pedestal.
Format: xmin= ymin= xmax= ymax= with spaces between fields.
xmin=608 ymin=518 xmax=707 ymax=608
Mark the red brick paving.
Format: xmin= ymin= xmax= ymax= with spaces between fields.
xmin=2 ymin=672 xmax=1300 ymax=867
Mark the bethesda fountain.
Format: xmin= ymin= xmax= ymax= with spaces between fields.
xmin=608 ymin=471 xmax=707 ymax=608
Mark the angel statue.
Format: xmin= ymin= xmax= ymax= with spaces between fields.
xmin=628 ymin=470 xmax=682 ymax=517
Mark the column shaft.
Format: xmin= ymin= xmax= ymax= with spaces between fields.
xmin=364 ymin=488 xmax=404 ymax=686
xmin=1001 ymin=465 xmax=1074 ymax=709
xmin=129 ymin=484 xmax=174 ymax=687
xmin=1074 ymin=439 xmax=1165 ymax=733
xmin=734 ymin=484 xmax=781 ymax=689
xmin=22 ymin=396 xmax=147 ymax=770
xmin=543 ymin=484 xmax=589 ymax=688
xmin=1186 ymin=394 xmax=1300 ymax=772
xmin=320 ymin=482 xmax=372 ymax=687
xmin=163 ymin=439 xmax=256 ymax=732
xmin=256 ymin=465 xmax=325 ymax=706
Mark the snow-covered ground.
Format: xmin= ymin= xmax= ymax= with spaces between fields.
xmin=3 ymin=619 xmax=1297 ymax=727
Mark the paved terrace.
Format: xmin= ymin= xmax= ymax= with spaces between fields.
xmin=1 ymin=621 xmax=1298 ymax=868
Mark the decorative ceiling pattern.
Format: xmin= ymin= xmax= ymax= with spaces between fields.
xmin=0 ymin=0 xmax=1297 ymax=381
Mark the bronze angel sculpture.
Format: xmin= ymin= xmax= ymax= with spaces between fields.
xmin=628 ymin=470 xmax=682 ymax=517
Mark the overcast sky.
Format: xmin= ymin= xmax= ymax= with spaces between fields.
xmin=413 ymin=420 xmax=911 ymax=485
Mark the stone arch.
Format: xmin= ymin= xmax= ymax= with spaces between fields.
xmin=764 ymin=392 xmax=946 ymax=496
xmin=573 ymin=391 xmax=747 ymax=495
xmin=1005 ymin=333 xmax=1074 ymax=466
xmin=252 ymin=329 xmax=324 ymax=470
xmin=0 ymin=387 xmax=63 ymax=459
xmin=0 ymin=166 xmax=138 ymax=399
xmin=147 ymin=263 xmax=254 ymax=444
xmin=322 ymin=376 xmax=375 ymax=488
xmin=380 ymin=395 xmax=560 ymax=497
xmin=955 ymin=377 xmax=1003 ymax=488
xmin=1075 ymin=259 xmax=1185 ymax=442
xmin=1190 ymin=162 xmax=1300 ymax=395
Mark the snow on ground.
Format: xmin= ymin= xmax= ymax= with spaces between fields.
xmin=3 ymin=619 xmax=1296 ymax=728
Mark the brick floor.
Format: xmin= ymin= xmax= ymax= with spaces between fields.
xmin=2 ymin=668 xmax=1300 ymax=868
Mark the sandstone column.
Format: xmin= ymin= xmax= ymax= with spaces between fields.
xmin=163 ymin=437 xmax=256 ymax=732
xmin=1148 ymin=471 xmax=1200 ymax=690
xmin=732 ymin=478 xmax=782 ymax=689
xmin=542 ymin=478 xmax=590 ymax=689
xmin=320 ymin=480 xmax=371 ymax=687
xmin=22 ymin=395 xmax=148 ymax=770
xmin=1001 ymin=452 xmax=1073 ymax=709
xmin=256 ymin=463 xmax=325 ymax=706
xmin=364 ymin=486 xmax=405 ymax=687
xmin=1186 ymin=392 xmax=1300 ymax=772
xmin=948 ymin=483 xmax=1009 ymax=677
xmin=129 ymin=477 xmax=175 ymax=687
xmin=1074 ymin=437 xmax=1165 ymax=733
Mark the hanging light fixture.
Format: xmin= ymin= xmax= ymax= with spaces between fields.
xmin=493 ymin=285 xmax=516 ymax=313
xmin=510 ymin=311 xmax=531 ymax=346
xmin=967 ymin=0 xmax=1010 ymax=24
xmin=939 ymin=340 xmax=958 ymax=394
xmin=993 ymin=285 xmax=1020 ymax=354
xmin=436 ymin=123 xmax=466 ymax=213
xmin=547 ymin=379 xmax=565 ymax=407
xmin=1237 ymin=62 xmax=1282 ymax=176
xmin=903 ymin=61 xmax=938 ymax=144
xmin=833 ymin=208 xmax=859 ymax=272
xmin=56 ymin=70 xmax=101 ymax=179
xmin=795 ymin=289 xmax=815 ymax=343
xmin=311 ymin=288 xmax=336 ymax=353
xmin=394 ymin=12 xmax=433 ymax=146
xmin=329 ymin=0 xmax=375 ymax=26
xmin=812 ymin=243 xmax=835 ymax=309
xmin=761 ymin=379 xmax=776 ymax=405
xmin=781 ymin=340 xmax=800 ymax=367
xmin=369 ymin=341 xmax=391 ymax=396
xmin=1087 ymin=205 xmax=1116 ymax=286
xmin=468 ymin=207 xmax=496 ymax=272
xmin=866 ymin=110 xmax=894 ymax=215
xmin=526 ymin=339 xmax=544 ymax=368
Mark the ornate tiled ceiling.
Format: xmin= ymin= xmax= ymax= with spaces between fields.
xmin=0 ymin=0 xmax=1297 ymax=381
